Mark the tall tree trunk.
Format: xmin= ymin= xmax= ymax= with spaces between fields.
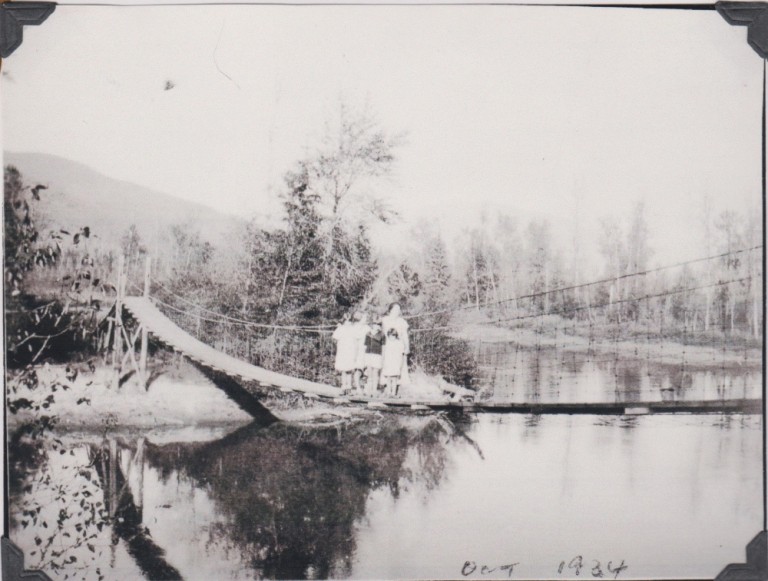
xmin=615 ymin=257 xmax=622 ymax=324
xmin=472 ymin=255 xmax=480 ymax=311
xmin=275 ymin=253 xmax=294 ymax=322
xmin=241 ymin=254 xmax=253 ymax=315
xmin=487 ymin=261 xmax=499 ymax=309
xmin=753 ymin=278 xmax=760 ymax=339
xmin=730 ymin=294 xmax=736 ymax=333
xmin=704 ymin=290 xmax=711 ymax=332
xmin=751 ymin=256 xmax=760 ymax=340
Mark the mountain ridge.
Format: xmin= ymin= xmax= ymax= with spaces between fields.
xmin=3 ymin=151 xmax=243 ymax=250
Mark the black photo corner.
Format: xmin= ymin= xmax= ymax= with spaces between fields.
xmin=0 ymin=2 xmax=766 ymax=580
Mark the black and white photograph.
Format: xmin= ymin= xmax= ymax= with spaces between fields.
xmin=1 ymin=1 xmax=765 ymax=579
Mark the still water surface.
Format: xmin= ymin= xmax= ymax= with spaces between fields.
xmin=8 ymin=347 xmax=763 ymax=580
xmin=476 ymin=342 xmax=761 ymax=403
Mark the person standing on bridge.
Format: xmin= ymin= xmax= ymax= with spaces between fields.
xmin=382 ymin=328 xmax=405 ymax=396
xmin=332 ymin=312 xmax=356 ymax=393
xmin=350 ymin=311 xmax=370 ymax=392
xmin=364 ymin=320 xmax=385 ymax=396
xmin=381 ymin=302 xmax=410 ymax=388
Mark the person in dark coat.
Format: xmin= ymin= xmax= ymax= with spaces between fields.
xmin=364 ymin=321 xmax=385 ymax=396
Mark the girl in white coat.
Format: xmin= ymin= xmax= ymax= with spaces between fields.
xmin=332 ymin=313 xmax=356 ymax=392
xmin=381 ymin=302 xmax=410 ymax=387
xmin=382 ymin=328 xmax=405 ymax=396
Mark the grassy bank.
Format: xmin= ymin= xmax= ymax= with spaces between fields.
xmin=6 ymin=363 xmax=254 ymax=430
xmin=5 ymin=360 xmax=388 ymax=431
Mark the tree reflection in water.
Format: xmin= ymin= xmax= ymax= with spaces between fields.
xmin=143 ymin=413 xmax=481 ymax=579
xmin=7 ymin=413 xmax=481 ymax=580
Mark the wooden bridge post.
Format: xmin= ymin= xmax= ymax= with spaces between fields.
xmin=111 ymin=255 xmax=125 ymax=388
xmin=134 ymin=437 xmax=145 ymax=521
xmin=108 ymin=437 xmax=118 ymax=517
xmin=139 ymin=256 xmax=151 ymax=385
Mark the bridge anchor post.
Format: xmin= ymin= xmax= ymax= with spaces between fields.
xmin=138 ymin=256 xmax=151 ymax=386
xmin=111 ymin=255 xmax=125 ymax=389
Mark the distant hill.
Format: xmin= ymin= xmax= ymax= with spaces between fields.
xmin=4 ymin=152 xmax=242 ymax=250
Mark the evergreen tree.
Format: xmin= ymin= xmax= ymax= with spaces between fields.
xmin=385 ymin=261 xmax=422 ymax=312
xmin=271 ymin=160 xmax=380 ymax=323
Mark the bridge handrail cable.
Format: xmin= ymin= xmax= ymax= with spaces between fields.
xmin=408 ymin=245 xmax=763 ymax=321
xmin=143 ymin=281 xmax=335 ymax=332
xmin=147 ymin=294 xmax=335 ymax=334
xmin=411 ymin=275 xmax=756 ymax=333
xmin=129 ymin=245 xmax=761 ymax=334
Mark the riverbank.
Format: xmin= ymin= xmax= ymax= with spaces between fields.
xmin=5 ymin=362 xmax=366 ymax=431
xmin=6 ymin=363 xmax=252 ymax=429
xmin=6 ymin=357 xmax=469 ymax=431
xmin=451 ymin=322 xmax=761 ymax=371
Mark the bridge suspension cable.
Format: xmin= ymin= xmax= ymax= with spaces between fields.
xmin=144 ymin=281 xmax=335 ymax=332
xmin=407 ymin=245 xmax=762 ymax=322
xmin=411 ymin=275 xmax=756 ymax=334
xmin=129 ymin=245 xmax=761 ymax=334
xmin=150 ymin=295 xmax=334 ymax=333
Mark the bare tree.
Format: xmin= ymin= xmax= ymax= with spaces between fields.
xmin=306 ymin=102 xmax=403 ymax=229
xmin=599 ymin=217 xmax=626 ymax=322
xmin=699 ymin=194 xmax=714 ymax=331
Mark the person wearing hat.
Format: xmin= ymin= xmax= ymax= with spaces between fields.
xmin=382 ymin=328 xmax=405 ymax=396
xmin=381 ymin=302 xmax=410 ymax=387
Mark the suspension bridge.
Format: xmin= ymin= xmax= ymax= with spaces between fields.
xmin=104 ymin=248 xmax=764 ymax=420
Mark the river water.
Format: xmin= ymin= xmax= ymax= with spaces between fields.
xmin=7 ymin=346 xmax=764 ymax=580
xmin=475 ymin=342 xmax=761 ymax=403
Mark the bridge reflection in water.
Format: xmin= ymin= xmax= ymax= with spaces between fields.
xmin=142 ymin=416 xmax=471 ymax=579
xmin=90 ymin=437 xmax=182 ymax=580
xmin=13 ymin=414 xmax=473 ymax=580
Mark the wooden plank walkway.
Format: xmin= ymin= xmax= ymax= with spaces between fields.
xmin=354 ymin=398 xmax=761 ymax=414
xmin=122 ymin=297 xmax=761 ymax=416
xmin=122 ymin=297 xmax=339 ymax=398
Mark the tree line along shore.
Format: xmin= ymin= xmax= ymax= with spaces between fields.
xmin=5 ymin=105 xmax=762 ymax=407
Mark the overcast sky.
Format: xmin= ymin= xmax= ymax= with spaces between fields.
xmin=2 ymin=4 xmax=763 ymax=269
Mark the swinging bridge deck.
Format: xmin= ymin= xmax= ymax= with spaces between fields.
xmin=122 ymin=296 xmax=761 ymax=417
xmin=122 ymin=296 xmax=338 ymax=398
